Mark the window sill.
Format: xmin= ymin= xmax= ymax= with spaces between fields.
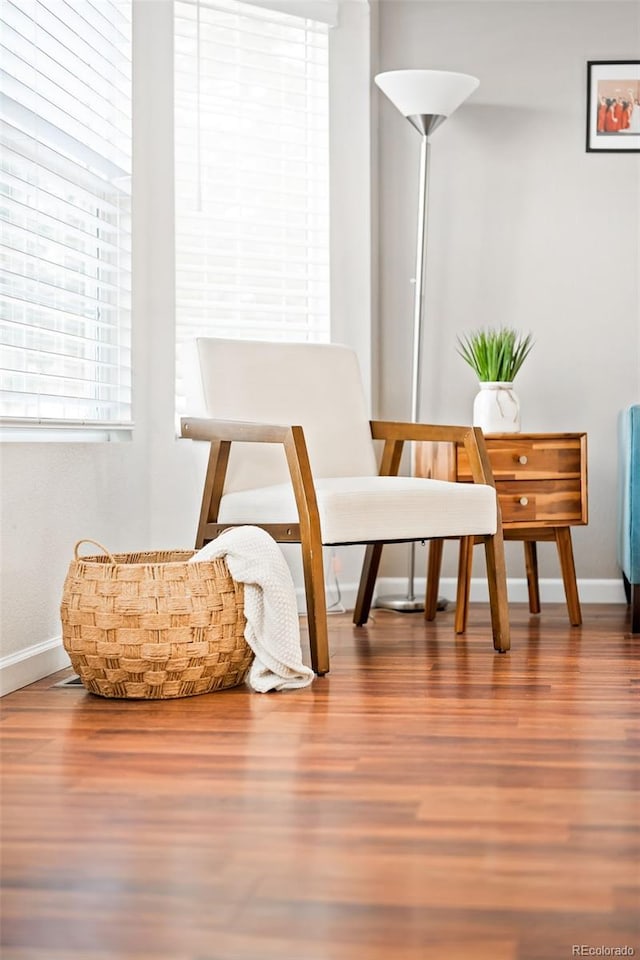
xmin=0 ymin=421 xmax=134 ymax=443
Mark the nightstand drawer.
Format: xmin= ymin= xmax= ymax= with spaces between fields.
xmin=496 ymin=479 xmax=584 ymax=524
xmin=458 ymin=436 xmax=583 ymax=481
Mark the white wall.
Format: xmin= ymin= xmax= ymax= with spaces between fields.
xmin=0 ymin=433 xmax=152 ymax=697
xmin=374 ymin=0 xmax=640 ymax=585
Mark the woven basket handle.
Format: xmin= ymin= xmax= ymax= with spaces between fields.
xmin=74 ymin=539 xmax=117 ymax=563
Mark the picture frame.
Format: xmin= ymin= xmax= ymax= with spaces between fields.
xmin=586 ymin=60 xmax=640 ymax=152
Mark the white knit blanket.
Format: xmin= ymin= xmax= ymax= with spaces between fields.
xmin=189 ymin=526 xmax=315 ymax=693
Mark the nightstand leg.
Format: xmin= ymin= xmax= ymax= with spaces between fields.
xmin=455 ymin=536 xmax=473 ymax=634
xmin=555 ymin=527 xmax=582 ymax=626
xmin=425 ymin=539 xmax=444 ymax=620
xmin=523 ymin=541 xmax=541 ymax=614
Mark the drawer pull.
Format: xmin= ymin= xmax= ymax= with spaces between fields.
xmin=519 ymin=497 xmax=529 ymax=506
xmin=517 ymin=455 xmax=528 ymax=465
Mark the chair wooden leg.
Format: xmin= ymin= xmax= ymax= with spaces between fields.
xmin=555 ymin=528 xmax=582 ymax=626
xmin=523 ymin=541 xmax=541 ymax=614
xmin=484 ymin=530 xmax=511 ymax=653
xmin=622 ymin=572 xmax=631 ymax=605
xmin=354 ymin=543 xmax=383 ymax=626
xmin=299 ymin=533 xmax=330 ymax=675
xmin=425 ymin=539 xmax=443 ymax=621
xmin=455 ymin=536 xmax=474 ymax=635
xmin=631 ymin=583 xmax=640 ymax=634
xmin=196 ymin=440 xmax=230 ymax=548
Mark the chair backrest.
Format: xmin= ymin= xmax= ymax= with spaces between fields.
xmin=196 ymin=338 xmax=378 ymax=493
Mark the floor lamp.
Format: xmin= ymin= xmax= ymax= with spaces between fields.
xmin=374 ymin=69 xmax=480 ymax=612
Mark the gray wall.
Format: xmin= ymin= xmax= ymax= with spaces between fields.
xmin=374 ymin=0 xmax=640 ymax=582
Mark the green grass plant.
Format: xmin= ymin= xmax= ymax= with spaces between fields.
xmin=456 ymin=327 xmax=534 ymax=382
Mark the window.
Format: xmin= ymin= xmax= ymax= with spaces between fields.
xmin=0 ymin=0 xmax=132 ymax=428
xmin=174 ymin=0 xmax=330 ymax=414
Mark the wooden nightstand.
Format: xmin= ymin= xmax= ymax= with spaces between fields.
xmin=415 ymin=432 xmax=588 ymax=627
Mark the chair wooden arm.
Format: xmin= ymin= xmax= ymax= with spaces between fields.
xmin=180 ymin=415 xmax=330 ymax=674
xmin=369 ymin=420 xmax=496 ymax=488
xmin=181 ymin=417 xmax=296 ymax=444
xmin=180 ymin=418 xmax=319 ymax=528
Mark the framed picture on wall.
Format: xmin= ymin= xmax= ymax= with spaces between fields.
xmin=586 ymin=60 xmax=640 ymax=152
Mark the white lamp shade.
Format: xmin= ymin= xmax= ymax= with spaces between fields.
xmin=374 ymin=69 xmax=479 ymax=119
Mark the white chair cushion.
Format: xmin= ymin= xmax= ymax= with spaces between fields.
xmin=219 ymin=476 xmax=497 ymax=545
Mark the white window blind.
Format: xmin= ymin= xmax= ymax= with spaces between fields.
xmin=0 ymin=0 xmax=132 ymax=427
xmin=174 ymin=0 xmax=330 ymax=414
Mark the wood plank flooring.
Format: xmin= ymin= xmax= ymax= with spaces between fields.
xmin=1 ymin=603 xmax=639 ymax=960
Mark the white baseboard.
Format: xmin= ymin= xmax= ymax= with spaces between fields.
xmin=0 ymin=636 xmax=70 ymax=698
xmin=318 ymin=576 xmax=628 ymax=613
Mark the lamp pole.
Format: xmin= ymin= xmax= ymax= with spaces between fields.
xmin=411 ymin=133 xmax=430 ymax=427
xmin=376 ymin=130 xmax=432 ymax=611
xmin=405 ymin=133 xmax=431 ymax=606
xmin=373 ymin=70 xmax=479 ymax=613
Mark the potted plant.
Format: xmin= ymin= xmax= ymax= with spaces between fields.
xmin=456 ymin=327 xmax=534 ymax=433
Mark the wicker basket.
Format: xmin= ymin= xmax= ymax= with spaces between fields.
xmin=60 ymin=540 xmax=253 ymax=699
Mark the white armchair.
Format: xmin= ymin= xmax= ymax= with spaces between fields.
xmin=181 ymin=338 xmax=510 ymax=674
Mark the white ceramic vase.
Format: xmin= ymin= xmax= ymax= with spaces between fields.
xmin=473 ymin=381 xmax=521 ymax=434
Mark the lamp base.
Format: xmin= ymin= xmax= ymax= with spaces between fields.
xmin=374 ymin=594 xmax=449 ymax=613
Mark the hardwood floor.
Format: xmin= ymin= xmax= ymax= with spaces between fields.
xmin=1 ymin=603 xmax=638 ymax=960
